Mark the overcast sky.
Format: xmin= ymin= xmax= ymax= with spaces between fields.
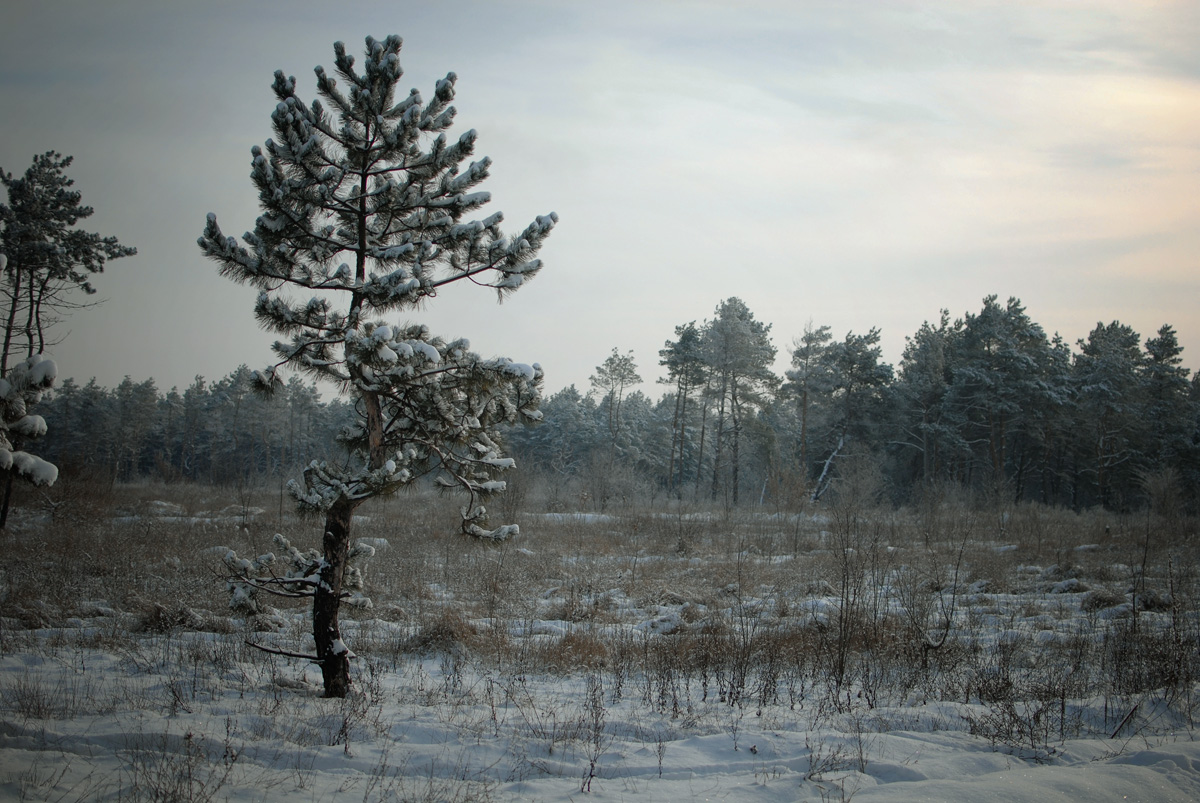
xmin=2 ymin=1 xmax=1198 ymax=398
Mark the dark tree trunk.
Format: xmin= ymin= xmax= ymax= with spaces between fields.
xmin=677 ymin=389 xmax=689 ymax=491
xmin=798 ymin=387 xmax=810 ymax=484
xmin=667 ymin=387 xmax=682 ymax=493
xmin=2 ymin=265 xmax=23 ymax=377
xmin=694 ymin=394 xmax=709 ymax=503
xmin=314 ymin=496 xmax=356 ymax=697
xmin=0 ymin=473 xmax=14 ymax=529
xmin=710 ymin=374 xmax=728 ymax=500
xmin=731 ymin=383 xmax=741 ymax=506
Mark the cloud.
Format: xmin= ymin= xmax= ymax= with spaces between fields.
xmin=1 ymin=0 xmax=1197 ymax=397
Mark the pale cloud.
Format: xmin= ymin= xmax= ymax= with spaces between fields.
xmin=0 ymin=1 xmax=1196 ymax=397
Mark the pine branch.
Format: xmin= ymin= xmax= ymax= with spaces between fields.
xmin=227 ymin=572 xmax=317 ymax=599
xmin=426 ymin=257 xmax=509 ymax=290
xmin=243 ymin=640 xmax=324 ymax=663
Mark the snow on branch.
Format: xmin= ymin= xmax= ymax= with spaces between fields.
xmin=0 ymin=354 xmax=59 ymax=488
xmin=223 ymin=533 xmax=375 ymax=615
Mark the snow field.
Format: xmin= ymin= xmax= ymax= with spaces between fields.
xmin=0 ymin=484 xmax=1197 ymax=801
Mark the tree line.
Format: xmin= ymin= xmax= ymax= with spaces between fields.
xmin=508 ymin=295 xmax=1199 ymax=513
xmin=38 ymin=368 xmax=352 ymax=485
xmin=32 ymin=294 xmax=1198 ymax=513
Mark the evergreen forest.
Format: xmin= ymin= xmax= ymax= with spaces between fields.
xmin=35 ymin=293 xmax=1199 ymax=515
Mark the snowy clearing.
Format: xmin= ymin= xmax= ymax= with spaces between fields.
xmin=0 ymin=487 xmax=1196 ymax=801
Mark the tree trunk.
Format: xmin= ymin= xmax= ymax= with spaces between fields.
xmin=710 ymin=374 xmax=728 ymax=500
xmin=314 ymin=496 xmax=356 ymax=697
xmin=667 ymin=386 xmax=682 ymax=494
xmin=0 ymin=473 xmax=14 ymax=529
xmin=677 ymin=389 xmax=689 ymax=491
xmin=988 ymin=409 xmax=1006 ymax=494
xmin=730 ymin=382 xmax=741 ymax=506
xmin=2 ymin=265 xmax=24 ymax=377
xmin=694 ymin=396 xmax=709 ymax=503
xmin=32 ymin=276 xmax=51 ymax=357
xmin=798 ymin=387 xmax=810 ymax=483
xmin=22 ymin=277 xmax=37 ymax=360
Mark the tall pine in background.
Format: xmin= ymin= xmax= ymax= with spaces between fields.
xmin=0 ymin=152 xmax=136 ymax=375
xmin=0 ymin=152 xmax=135 ymax=525
xmin=200 ymin=35 xmax=555 ymax=697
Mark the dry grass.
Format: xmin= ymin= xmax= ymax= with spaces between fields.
xmin=1 ymin=472 xmax=1196 ymax=751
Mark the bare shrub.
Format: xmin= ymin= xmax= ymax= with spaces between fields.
xmin=1103 ymin=620 xmax=1193 ymax=695
xmin=1 ymin=671 xmax=114 ymax=720
xmin=2 ymin=473 xmax=1198 ymax=792
xmin=118 ymin=725 xmax=241 ymax=803
xmin=361 ymin=742 xmax=497 ymax=803
xmin=1080 ymin=588 xmax=1127 ymax=613
xmin=405 ymin=610 xmax=480 ymax=656
xmin=30 ymin=462 xmax=117 ymax=524
xmin=135 ymin=602 xmax=208 ymax=634
xmin=580 ymin=671 xmax=612 ymax=792
xmin=533 ymin=630 xmax=611 ymax=673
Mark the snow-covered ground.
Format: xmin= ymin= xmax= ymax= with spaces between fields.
xmin=0 ymin=494 xmax=1196 ymax=801
xmin=1 ymin=628 xmax=1197 ymax=802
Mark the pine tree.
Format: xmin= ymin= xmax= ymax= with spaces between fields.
xmin=1143 ymin=324 xmax=1192 ymax=466
xmin=895 ymin=313 xmax=956 ymax=486
xmin=659 ymin=322 xmax=707 ymax=493
xmin=809 ymin=328 xmax=892 ymax=501
xmin=113 ymin=376 xmax=159 ymax=481
xmin=1073 ymin=321 xmax=1146 ymax=507
xmin=944 ymin=297 xmax=1060 ymax=497
xmin=506 ymin=384 xmax=599 ymax=479
xmin=0 ymin=152 xmax=136 ymax=374
xmin=199 ymin=35 xmax=555 ymax=697
xmin=590 ymin=348 xmax=642 ymax=445
xmin=701 ymin=298 xmax=777 ymax=506
xmin=0 ymin=354 xmax=59 ymax=491
xmin=784 ymin=321 xmax=834 ymax=485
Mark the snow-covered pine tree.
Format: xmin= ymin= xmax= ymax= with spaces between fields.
xmin=0 ymin=347 xmax=58 ymax=491
xmin=198 ymin=35 xmax=555 ymax=697
xmin=659 ymin=321 xmax=707 ymax=493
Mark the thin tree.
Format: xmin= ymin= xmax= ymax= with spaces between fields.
xmin=590 ymin=348 xmax=641 ymax=445
xmin=784 ymin=321 xmax=833 ymax=486
xmin=702 ymin=298 xmax=776 ymax=506
xmin=0 ymin=152 xmax=136 ymax=375
xmin=200 ymin=35 xmax=555 ymax=697
xmin=659 ymin=322 xmax=706 ymax=493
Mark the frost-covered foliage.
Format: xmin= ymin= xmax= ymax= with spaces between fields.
xmin=199 ymin=35 xmax=554 ymax=696
xmin=0 ymin=353 xmax=58 ymax=487
xmin=198 ymin=35 xmax=553 ymax=538
xmin=283 ymin=323 xmax=544 ymax=539
xmin=224 ymin=533 xmax=374 ymax=616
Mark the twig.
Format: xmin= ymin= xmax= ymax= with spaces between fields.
xmin=244 ymin=640 xmax=323 ymax=663
xmin=1110 ymin=702 xmax=1139 ymax=739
